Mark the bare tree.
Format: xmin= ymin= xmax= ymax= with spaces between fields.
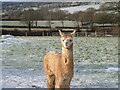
xmin=46 ymin=10 xmax=53 ymax=30
xmin=52 ymin=9 xmax=68 ymax=27
xmin=83 ymin=8 xmax=95 ymax=31
xmin=71 ymin=11 xmax=84 ymax=31
xmin=33 ymin=11 xmax=39 ymax=26
xmin=21 ymin=9 xmax=35 ymax=32
xmin=94 ymin=12 xmax=113 ymax=35
xmin=117 ymin=1 xmax=120 ymax=27
xmin=37 ymin=7 xmax=49 ymax=20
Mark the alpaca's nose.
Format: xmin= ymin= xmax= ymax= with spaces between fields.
xmin=65 ymin=42 xmax=68 ymax=46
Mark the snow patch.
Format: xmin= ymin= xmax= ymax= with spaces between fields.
xmin=1 ymin=35 xmax=15 ymax=39
xmin=0 ymin=35 xmax=28 ymax=45
xmin=106 ymin=67 xmax=120 ymax=71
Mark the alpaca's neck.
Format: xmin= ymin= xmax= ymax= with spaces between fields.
xmin=62 ymin=46 xmax=73 ymax=64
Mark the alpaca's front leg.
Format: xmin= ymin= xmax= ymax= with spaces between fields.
xmin=46 ymin=74 xmax=55 ymax=90
xmin=56 ymin=77 xmax=70 ymax=90
xmin=56 ymin=84 xmax=70 ymax=90
xmin=47 ymin=81 xmax=55 ymax=90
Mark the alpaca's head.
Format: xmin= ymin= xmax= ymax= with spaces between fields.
xmin=59 ymin=30 xmax=76 ymax=49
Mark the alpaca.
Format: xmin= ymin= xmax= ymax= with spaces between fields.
xmin=44 ymin=30 xmax=76 ymax=90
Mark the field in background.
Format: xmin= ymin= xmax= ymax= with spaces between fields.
xmin=2 ymin=20 xmax=119 ymax=36
xmin=1 ymin=36 xmax=119 ymax=88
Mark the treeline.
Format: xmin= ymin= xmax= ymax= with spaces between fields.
xmin=3 ymin=2 xmax=120 ymax=33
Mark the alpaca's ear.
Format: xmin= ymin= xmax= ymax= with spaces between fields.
xmin=59 ymin=30 xmax=63 ymax=36
xmin=71 ymin=30 xmax=76 ymax=36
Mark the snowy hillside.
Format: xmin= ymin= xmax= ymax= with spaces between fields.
xmin=60 ymin=4 xmax=101 ymax=13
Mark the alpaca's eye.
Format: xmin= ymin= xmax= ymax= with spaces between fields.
xmin=70 ymin=40 xmax=72 ymax=42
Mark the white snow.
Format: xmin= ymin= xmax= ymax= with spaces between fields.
xmin=106 ymin=68 xmax=120 ymax=71
xmin=0 ymin=35 xmax=28 ymax=45
xmin=105 ymin=35 xmax=113 ymax=37
xmin=1 ymin=35 xmax=15 ymax=39
xmin=60 ymin=4 xmax=101 ymax=13
xmin=1 ymin=37 xmax=118 ymax=88
xmin=2 ymin=70 xmax=47 ymax=88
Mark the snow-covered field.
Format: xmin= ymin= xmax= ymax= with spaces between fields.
xmin=1 ymin=36 xmax=119 ymax=88
xmin=60 ymin=4 xmax=101 ymax=13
